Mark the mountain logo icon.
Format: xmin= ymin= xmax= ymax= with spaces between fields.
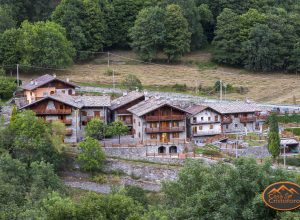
xmin=268 ymin=185 xmax=299 ymax=195
xmin=262 ymin=181 xmax=300 ymax=211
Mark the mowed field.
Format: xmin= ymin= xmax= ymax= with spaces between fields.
xmin=21 ymin=50 xmax=300 ymax=104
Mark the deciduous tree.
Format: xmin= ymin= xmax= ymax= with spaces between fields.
xmin=85 ymin=118 xmax=107 ymax=140
xmin=108 ymin=121 xmax=129 ymax=144
xmin=77 ymin=137 xmax=105 ymax=172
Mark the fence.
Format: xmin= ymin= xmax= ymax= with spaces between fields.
xmin=145 ymin=152 xmax=224 ymax=161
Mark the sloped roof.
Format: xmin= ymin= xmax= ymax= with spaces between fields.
xmin=185 ymin=105 xmax=210 ymax=115
xmin=81 ymin=95 xmax=111 ymax=107
xmin=127 ymin=97 xmax=189 ymax=117
xmin=21 ymin=74 xmax=78 ymax=90
xmin=20 ymin=94 xmax=111 ymax=110
xmin=206 ymin=102 xmax=262 ymax=114
xmin=110 ymin=91 xmax=144 ymax=110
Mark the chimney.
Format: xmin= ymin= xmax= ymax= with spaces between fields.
xmin=34 ymin=81 xmax=38 ymax=86
xmin=53 ymin=73 xmax=56 ymax=78
xmin=123 ymin=91 xmax=128 ymax=96
xmin=30 ymin=79 xmax=34 ymax=85
xmin=66 ymin=78 xmax=70 ymax=82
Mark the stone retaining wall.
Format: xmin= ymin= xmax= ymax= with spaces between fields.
xmin=104 ymin=158 xmax=179 ymax=182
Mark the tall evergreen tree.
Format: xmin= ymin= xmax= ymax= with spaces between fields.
xmin=164 ymin=4 xmax=191 ymax=62
xmin=267 ymin=114 xmax=280 ymax=159
xmin=212 ymin=8 xmax=242 ymax=65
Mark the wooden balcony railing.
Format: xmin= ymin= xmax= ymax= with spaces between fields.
xmin=145 ymin=126 xmax=185 ymax=133
xmin=145 ymin=115 xmax=185 ymax=121
xmin=35 ymin=109 xmax=72 ymax=115
xmin=65 ymin=129 xmax=73 ymax=136
xmin=240 ymin=116 xmax=256 ymax=123
xmin=143 ymin=139 xmax=188 ymax=146
xmin=192 ymin=130 xmax=221 ymax=136
xmin=123 ymin=120 xmax=133 ymax=125
xmin=256 ymin=115 xmax=268 ymax=120
xmin=221 ymin=117 xmax=232 ymax=124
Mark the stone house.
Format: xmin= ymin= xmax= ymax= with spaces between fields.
xmin=109 ymin=91 xmax=145 ymax=134
xmin=206 ymin=103 xmax=264 ymax=134
xmin=186 ymin=105 xmax=222 ymax=142
xmin=20 ymin=74 xmax=78 ymax=104
xmin=20 ymin=94 xmax=111 ymax=143
xmin=127 ymin=97 xmax=190 ymax=154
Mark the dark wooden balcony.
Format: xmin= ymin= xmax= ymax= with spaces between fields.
xmin=65 ymin=129 xmax=73 ymax=136
xmin=221 ymin=117 xmax=232 ymax=124
xmin=240 ymin=116 xmax=256 ymax=123
xmin=145 ymin=126 xmax=185 ymax=133
xmin=145 ymin=115 xmax=185 ymax=122
xmin=35 ymin=109 xmax=72 ymax=115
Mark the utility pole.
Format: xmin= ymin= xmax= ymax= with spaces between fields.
xmin=283 ymin=144 xmax=286 ymax=169
xmin=16 ymin=64 xmax=19 ymax=87
xmin=107 ymin=52 xmax=110 ymax=69
xmin=113 ymin=69 xmax=115 ymax=90
xmin=220 ymin=80 xmax=223 ymax=101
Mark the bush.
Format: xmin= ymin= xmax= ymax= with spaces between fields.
xmin=0 ymin=76 xmax=17 ymax=100
xmin=278 ymin=114 xmax=300 ymax=124
xmin=196 ymin=144 xmax=222 ymax=156
xmin=122 ymin=74 xmax=142 ymax=91
xmin=172 ymin=83 xmax=187 ymax=92
xmin=90 ymin=174 xmax=108 ymax=184
xmin=278 ymin=156 xmax=300 ymax=167
xmin=124 ymin=185 xmax=148 ymax=207
xmin=77 ymin=137 xmax=106 ymax=172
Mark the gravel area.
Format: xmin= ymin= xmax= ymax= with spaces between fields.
xmin=65 ymin=180 xmax=112 ymax=194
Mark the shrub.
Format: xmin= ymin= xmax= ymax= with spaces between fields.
xmin=0 ymin=76 xmax=17 ymax=100
xmin=91 ymin=174 xmax=108 ymax=184
xmin=172 ymin=83 xmax=187 ymax=92
xmin=77 ymin=137 xmax=106 ymax=172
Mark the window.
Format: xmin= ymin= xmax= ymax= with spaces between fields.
xmin=193 ymin=117 xmax=197 ymax=123
xmin=172 ymin=133 xmax=179 ymax=138
xmin=138 ymin=132 xmax=141 ymax=138
xmin=235 ymin=124 xmax=238 ymax=128
xmin=62 ymin=90 xmax=65 ymax=94
xmin=59 ymin=104 xmax=64 ymax=110
xmin=68 ymin=89 xmax=73 ymax=95
xmin=82 ymin=111 xmax=87 ymax=116
xmin=201 ymin=117 xmax=204 ymax=121
xmin=82 ymin=121 xmax=87 ymax=126
xmin=210 ymin=125 xmax=214 ymax=129
xmin=234 ymin=114 xmax=238 ymax=118
xmin=215 ymin=115 xmax=219 ymax=121
xmin=133 ymin=119 xmax=136 ymax=124
xmin=94 ymin=111 xmax=100 ymax=117
xmin=208 ymin=117 xmax=211 ymax=121
xmin=50 ymin=91 xmax=55 ymax=95
xmin=138 ymin=122 xmax=140 ymax=127
xmin=150 ymin=134 xmax=157 ymax=139
xmin=226 ymin=125 xmax=229 ymax=129
xmin=172 ymin=121 xmax=179 ymax=127
xmin=199 ymin=126 xmax=203 ymax=130
xmin=243 ymin=123 xmax=246 ymax=127
xmin=150 ymin=122 xmax=157 ymax=128
xmin=193 ymin=126 xmax=197 ymax=134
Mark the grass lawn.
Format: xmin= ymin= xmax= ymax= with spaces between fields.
xmin=19 ymin=49 xmax=300 ymax=104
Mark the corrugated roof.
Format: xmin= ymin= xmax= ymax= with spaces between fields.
xmin=127 ymin=97 xmax=189 ymax=117
xmin=110 ymin=91 xmax=144 ymax=110
xmin=21 ymin=74 xmax=78 ymax=90
xmin=20 ymin=94 xmax=110 ymax=110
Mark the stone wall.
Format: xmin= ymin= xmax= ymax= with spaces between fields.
xmin=104 ymin=158 xmax=179 ymax=182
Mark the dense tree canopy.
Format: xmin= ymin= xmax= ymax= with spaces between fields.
xmin=0 ymin=21 xmax=75 ymax=68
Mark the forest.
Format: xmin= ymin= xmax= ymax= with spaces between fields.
xmin=0 ymin=0 xmax=300 ymax=72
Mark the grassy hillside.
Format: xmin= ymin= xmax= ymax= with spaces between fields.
xmin=20 ymin=50 xmax=300 ymax=104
